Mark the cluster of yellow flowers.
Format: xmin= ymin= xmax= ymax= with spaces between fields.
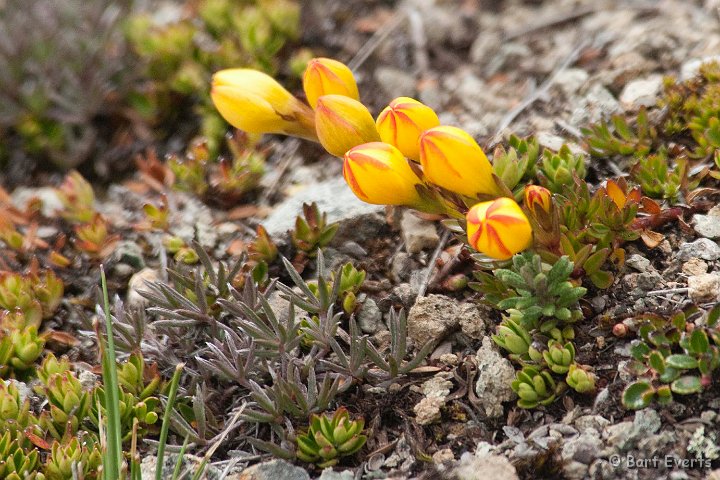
xmin=210 ymin=58 xmax=538 ymax=260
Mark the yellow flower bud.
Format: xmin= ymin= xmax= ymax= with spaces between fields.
xmin=419 ymin=126 xmax=500 ymax=197
xmin=315 ymin=95 xmax=380 ymax=157
xmin=303 ymin=57 xmax=359 ymax=109
xmin=524 ymin=185 xmax=552 ymax=214
xmin=343 ymin=142 xmax=423 ymax=206
xmin=466 ymin=197 xmax=533 ymax=260
xmin=211 ymin=69 xmax=317 ymax=140
xmin=376 ymin=97 xmax=440 ymax=161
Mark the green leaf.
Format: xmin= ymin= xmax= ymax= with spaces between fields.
xmin=630 ymin=341 xmax=651 ymax=360
xmin=670 ymin=376 xmax=703 ymax=395
xmin=622 ymin=381 xmax=654 ymax=409
xmin=690 ymin=329 xmax=710 ymax=354
xmin=648 ymin=351 xmax=666 ymax=373
xmin=707 ymin=304 xmax=720 ymax=328
xmin=589 ymin=271 xmax=614 ymax=289
xmin=583 ymin=248 xmax=609 ymax=275
xmin=665 ymin=354 xmax=698 ymax=370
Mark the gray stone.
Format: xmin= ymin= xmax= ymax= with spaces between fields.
xmin=626 ymin=254 xmax=651 ymax=272
xmin=458 ymin=303 xmax=489 ymax=340
xmin=407 ymin=294 xmax=461 ymax=346
xmin=474 ymin=337 xmax=517 ymax=418
xmin=688 ymin=273 xmax=720 ymax=303
xmin=619 ymin=75 xmax=664 ymax=109
xmin=604 ymin=421 xmax=635 ymax=450
xmin=78 ymin=370 xmax=98 ymax=390
xmin=262 ymin=177 xmax=383 ymax=236
xmin=392 ymin=282 xmax=419 ymax=308
xmin=374 ymin=66 xmax=417 ymax=99
xmin=400 ymin=210 xmax=439 ymax=254
xmin=267 ymin=291 xmax=309 ymax=324
xmin=693 ymin=206 xmax=720 ymax=239
xmin=637 ymin=271 xmax=663 ymax=291
xmin=677 ymin=238 xmax=720 ymax=261
xmin=317 ymin=469 xmax=354 ymax=480
xmin=554 ymin=68 xmax=589 ymax=96
xmin=357 ymin=299 xmax=381 ymax=334
xmin=574 ymin=415 xmax=610 ymax=434
xmin=634 ymin=408 xmax=662 ymax=435
xmin=141 ymin=454 xmax=220 ymax=480
xmin=570 ymin=84 xmax=621 ymax=126
xmin=231 ymin=459 xmax=310 ymax=480
xmin=562 ymin=429 xmax=603 ymax=468
xmin=390 ymin=252 xmax=418 ymax=283
xmin=454 ymin=453 xmax=519 ymax=480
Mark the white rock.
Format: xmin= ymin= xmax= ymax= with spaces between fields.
xmin=433 ymin=448 xmax=455 ymax=464
xmin=693 ymin=205 xmax=720 ymax=239
xmin=454 ymin=453 xmax=519 ymax=480
xmin=619 ymin=75 xmax=664 ymax=110
xmin=414 ymin=396 xmax=445 ymax=425
xmin=554 ymin=68 xmax=589 ymax=96
xmin=682 ymin=258 xmax=708 ymax=276
xmin=126 ymin=268 xmax=160 ymax=310
xmin=688 ymin=273 xmax=720 ymax=303
xmin=400 ymin=210 xmax=439 ymax=254
xmin=681 ymin=56 xmax=720 ymax=81
xmin=262 ymin=177 xmax=382 ymax=236
xmin=11 ymin=187 xmax=64 ymax=217
xmin=474 ymin=337 xmax=517 ymax=418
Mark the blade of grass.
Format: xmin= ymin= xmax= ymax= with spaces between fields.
xmin=156 ymin=362 xmax=185 ymax=480
xmin=130 ymin=418 xmax=141 ymax=480
xmin=171 ymin=436 xmax=191 ymax=480
xmin=99 ymin=265 xmax=123 ymax=480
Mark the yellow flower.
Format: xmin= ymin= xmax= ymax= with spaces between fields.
xmin=315 ymin=95 xmax=380 ymax=157
xmin=303 ymin=57 xmax=359 ymax=109
xmin=343 ymin=142 xmax=423 ymax=206
xmin=211 ymin=68 xmax=316 ymax=140
xmin=419 ymin=126 xmax=500 ymax=197
xmin=376 ymin=97 xmax=440 ymax=161
xmin=466 ymin=197 xmax=532 ymax=260
xmin=524 ymin=185 xmax=552 ymax=214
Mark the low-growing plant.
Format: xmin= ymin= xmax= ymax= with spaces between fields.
xmin=295 ymin=407 xmax=366 ymax=468
xmin=622 ymin=305 xmax=720 ymax=409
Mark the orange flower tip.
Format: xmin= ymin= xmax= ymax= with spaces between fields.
xmin=466 ymin=197 xmax=533 ymax=260
xmin=303 ymin=57 xmax=359 ymax=109
xmin=524 ymin=185 xmax=552 ymax=214
xmin=376 ymin=97 xmax=440 ymax=160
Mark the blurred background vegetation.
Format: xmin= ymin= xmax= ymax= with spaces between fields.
xmin=0 ymin=0 xmax=306 ymax=185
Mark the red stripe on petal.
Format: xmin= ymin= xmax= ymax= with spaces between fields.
xmin=486 ymin=224 xmax=512 ymax=258
xmin=343 ymin=159 xmax=368 ymax=201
